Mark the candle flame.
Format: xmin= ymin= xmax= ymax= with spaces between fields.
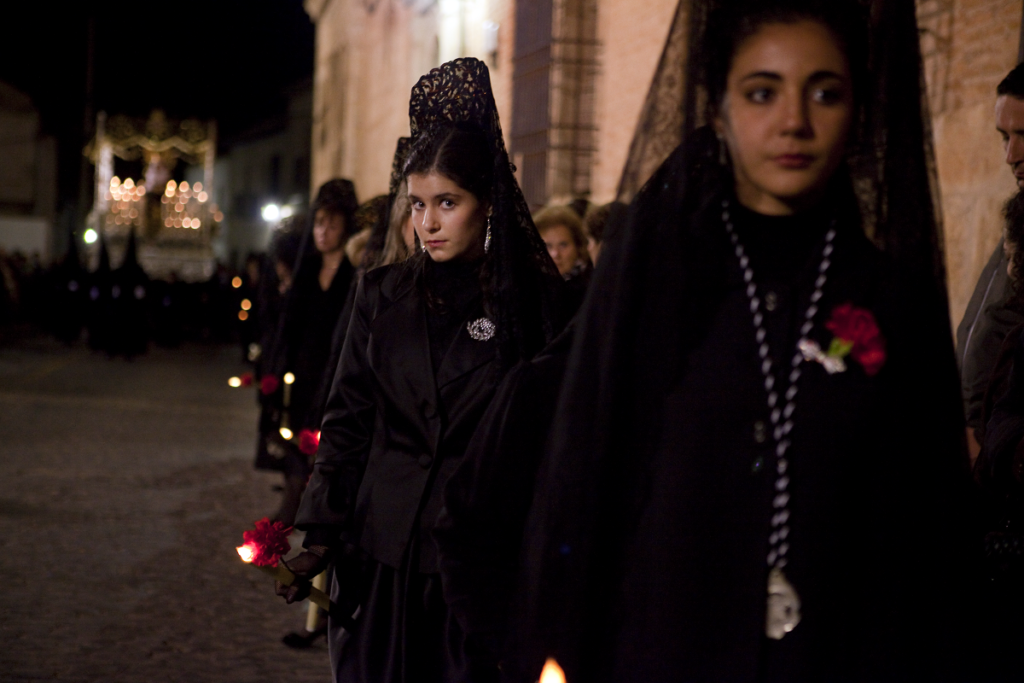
xmin=539 ymin=658 xmax=566 ymax=683
xmin=236 ymin=543 xmax=257 ymax=563
xmin=280 ymin=427 xmax=294 ymax=440
xmin=283 ymin=372 xmax=296 ymax=385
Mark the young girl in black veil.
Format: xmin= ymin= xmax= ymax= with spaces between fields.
xmin=275 ymin=58 xmax=566 ymax=683
xmin=507 ymin=2 xmax=977 ymax=682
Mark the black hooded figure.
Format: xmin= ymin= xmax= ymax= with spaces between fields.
xmin=108 ymin=228 xmax=149 ymax=358
xmin=260 ymin=179 xmax=360 ymax=526
xmin=500 ymin=2 xmax=978 ymax=682
xmin=86 ymin=234 xmax=114 ymax=353
xmin=48 ymin=232 xmax=88 ymax=344
xmin=278 ymin=58 xmax=568 ymax=683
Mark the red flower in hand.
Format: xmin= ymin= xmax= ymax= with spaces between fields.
xmin=241 ymin=517 xmax=292 ymax=567
xmin=240 ymin=372 xmax=254 ymax=387
xmin=825 ymin=303 xmax=886 ymax=376
xmin=260 ymin=375 xmax=280 ymax=395
xmin=298 ymin=428 xmax=320 ymax=456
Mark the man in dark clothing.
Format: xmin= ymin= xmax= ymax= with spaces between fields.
xmin=956 ymin=62 xmax=1024 ymax=463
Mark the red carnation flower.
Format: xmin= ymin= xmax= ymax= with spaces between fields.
xmin=260 ymin=375 xmax=280 ymax=395
xmin=825 ymin=303 xmax=886 ymax=376
xmin=241 ymin=517 xmax=292 ymax=567
xmin=298 ymin=428 xmax=320 ymax=456
xmin=240 ymin=372 xmax=254 ymax=387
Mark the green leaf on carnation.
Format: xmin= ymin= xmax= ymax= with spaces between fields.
xmin=827 ymin=337 xmax=854 ymax=359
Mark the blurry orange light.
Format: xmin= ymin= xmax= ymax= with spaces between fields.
xmin=193 ymin=182 xmax=203 ymax=192
xmin=214 ymin=211 xmax=224 ymax=222
xmin=231 ymin=276 xmax=242 ymax=289
xmin=192 ymin=219 xmax=201 ymax=229
xmin=236 ymin=543 xmax=257 ymax=563
xmin=228 ymin=376 xmax=242 ymax=388
xmin=124 ymin=178 xmax=134 ymax=189
xmin=240 ymin=299 xmax=252 ymax=311
xmin=165 ymin=218 xmax=173 ymax=227
xmin=198 ymin=191 xmax=208 ymax=202
xmin=238 ymin=310 xmax=249 ymax=321
xmin=111 ymin=176 xmax=121 ymax=187
xmin=180 ymin=181 xmax=189 ymax=192
xmin=539 ymin=659 xmax=566 ymax=683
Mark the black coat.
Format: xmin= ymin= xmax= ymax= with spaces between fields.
xmin=956 ymin=241 xmax=1024 ymax=432
xmin=296 ymin=262 xmax=504 ymax=574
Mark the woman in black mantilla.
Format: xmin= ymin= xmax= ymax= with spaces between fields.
xmin=275 ymin=58 xmax=566 ymax=683
xmin=258 ymin=179 xmax=360 ymax=526
xmin=508 ymin=2 xmax=978 ymax=682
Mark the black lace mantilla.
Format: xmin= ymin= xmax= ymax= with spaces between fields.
xmin=407 ymin=58 xmax=567 ymax=365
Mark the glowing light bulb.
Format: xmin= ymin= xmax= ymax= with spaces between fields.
xmin=231 ymin=276 xmax=242 ymax=289
xmin=279 ymin=427 xmax=294 ymax=440
xmin=110 ymin=176 xmax=121 ymax=187
xmin=539 ymin=659 xmax=566 ymax=683
xmin=241 ymin=299 xmax=252 ymax=311
xmin=283 ymin=372 xmax=295 ymax=385
xmin=261 ymin=203 xmax=280 ymax=222
xmin=228 ymin=376 xmax=242 ymax=388
xmin=124 ymin=178 xmax=134 ymax=189
xmin=238 ymin=310 xmax=249 ymax=321
xmin=236 ymin=543 xmax=256 ymax=563
xmin=180 ymin=181 xmax=189 ymax=192
xmin=198 ymin=191 xmax=208 ymax=202
xmin=83 ymin=229 xmax=98 ymax=244
xmin=193 ymin=182 xmax=203 ymax=192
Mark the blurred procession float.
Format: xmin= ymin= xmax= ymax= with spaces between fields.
xmin=83 ymin=110 xmax=223 ymax=282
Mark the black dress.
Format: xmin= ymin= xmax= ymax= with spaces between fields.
xmin=509 ymin=143 xmax=976 ymax=683
xmin=296 ymin=257 xmax=505 ymax=683
xmin=434 ymin=323 xmax=575 ymax=682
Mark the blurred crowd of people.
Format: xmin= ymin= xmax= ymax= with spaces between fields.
xmin=0 ymin=232 xmax=268 ymax=356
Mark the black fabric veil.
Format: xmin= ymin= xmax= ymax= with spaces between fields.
xmin=407 ymin=58 xmax=568 ymax=365
xmin=511 ymin=0 xmax=969 ymax=680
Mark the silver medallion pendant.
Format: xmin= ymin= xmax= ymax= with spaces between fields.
xmin=766 ymin=567 xmax=802 ymax=639
xmin=466 ymin=317 xmax=496 ymax=341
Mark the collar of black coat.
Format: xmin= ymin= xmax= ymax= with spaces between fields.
xmin=369 ymin=261 xmax=496 ymax=394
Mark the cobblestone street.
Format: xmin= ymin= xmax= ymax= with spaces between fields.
xmin=0 ymin=337 xmax=330 ymax=682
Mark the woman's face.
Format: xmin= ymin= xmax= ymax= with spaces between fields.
xmin=407 ymin=171 xmax=488 ymax=262
xmin=714 ymin=20 xmax=854 ymax=215
xmin=541 ymin=225 xmax=580 ymax=276
xmin=313 ymin=209 xmax=346 ymax=254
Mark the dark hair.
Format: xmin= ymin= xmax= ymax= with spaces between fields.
xmin=403 ymin=123 xmax=494 ymax=202
xmin=584 ymin=201 xmax=627 ymax=244
xmin=271 ymin=214 xmax=306 ymax=268
xmin=311 ymin=178 xmax=359 ymax=232
xmin=1005 ymin=192 xmax=1024 ymax=290
xmin=998 ymin=63 xmax=1024 ymax=100
xmin=702 ymin=0 xmax=868 ymax=117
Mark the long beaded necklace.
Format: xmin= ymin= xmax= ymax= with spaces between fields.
xmin=721 ymin=198 xmax=836 ymax=640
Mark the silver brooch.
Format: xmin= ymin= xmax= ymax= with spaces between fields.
xmin=466 ymin=317 xmax=496 ymax=341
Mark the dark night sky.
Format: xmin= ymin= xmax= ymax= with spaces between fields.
xmin=1 ymin=0 xmax=314 ymax=210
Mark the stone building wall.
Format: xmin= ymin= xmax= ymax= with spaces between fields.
xmin=920 ymin=0 xmax=1021 ymax=327
xmin=588 ymin=0 xmax=678 ymax=203
xmin=304 ymin=0 xmax=513 ymax=202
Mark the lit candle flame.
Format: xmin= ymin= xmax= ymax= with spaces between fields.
xmin=236 ymin=543 xmax=257 ymax=563
xmin=280 ymin=427 xmax=294 ymax=440
xmin=539 ymin=658 xmax=566 ymax=683
xmin=228 ymin=376 xmax=242 ymax=387
xmin=283 ymin=372 xmax=295 ymax=385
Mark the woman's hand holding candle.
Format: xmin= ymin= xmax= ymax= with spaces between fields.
xmin=275 ymin=551 xmax=330 ymax=604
